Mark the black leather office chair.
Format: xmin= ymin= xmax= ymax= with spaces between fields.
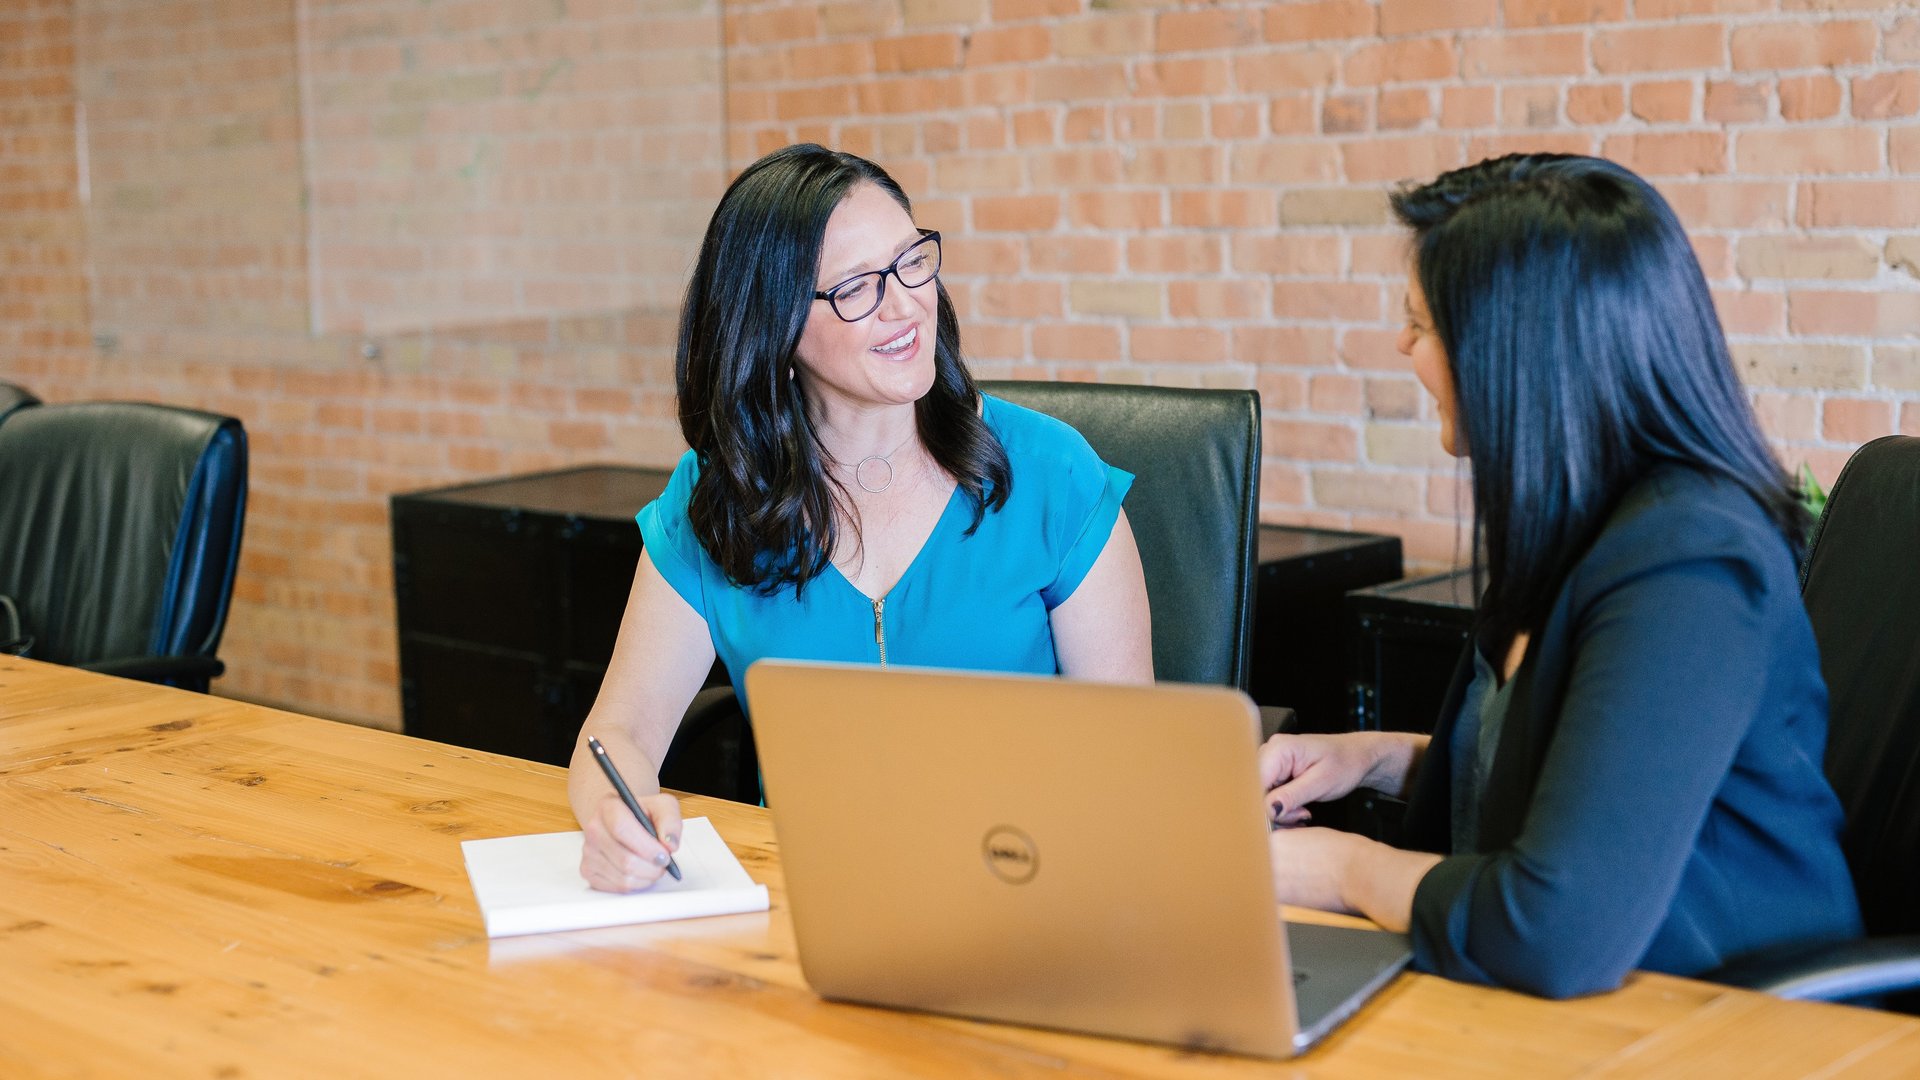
xmin=0 ymin=381 xmax=39 ymax=424
xmin=981 ymin=380 xmax=1262 ymax=690
xmin=1710 ymin=435 xmax=1920 ymax=1006
xmin=0 ymin=402 xmax=248 ymax=692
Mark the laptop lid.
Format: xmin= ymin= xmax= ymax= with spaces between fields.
xmin=746 ymin=660 xmax=1406 ymax=1059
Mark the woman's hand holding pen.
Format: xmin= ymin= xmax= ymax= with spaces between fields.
xmin=580 ymin=790 xmax=683 ymax=893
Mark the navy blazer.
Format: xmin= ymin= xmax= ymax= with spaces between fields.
xmin=1403 ymin=466 xmax=1862 ymax=998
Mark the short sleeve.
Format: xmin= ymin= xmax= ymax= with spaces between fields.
xmin=1040 ymin=456 xmax=1134 ymax=610
xmin=635 ymin=450 xmax=710 ymax=620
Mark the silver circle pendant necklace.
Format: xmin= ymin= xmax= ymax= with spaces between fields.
xmin=841 ymin=431 xmax=916 ymax=494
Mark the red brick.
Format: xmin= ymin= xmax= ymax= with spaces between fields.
xmin=1663 ymin=181 xmax=1792 ymax=230
xmin=1274 ymin=92 xmax=1320 ymax=133
xmin=1172 ymin=189 xmax=1278 ymax=228
xmin=967 ymin=26 xmax=1050 ymax=67
xmin=1704 ymin=80 xmax=1768 ymax=124
xmin=990 ymin=0 xmax=1075 ymax=18
xmin=1169 ymin=281 xmax=1266 ymax=319
xmin=1461 ymin=31 xmax=1585 ymax=78
xmin=1231 ymin=139 xmax=1342 ymax=184
xmin=978 ymin=281 xmax=1064 ymax=319
xmin=1231 ymin=234 xmax=1343 ymax=276
xmin=1593 ymin=24 xmax=1725 ymax=75
xmin=1126 ymin=235 xmax=1222 ymax=274
xmin=1068 ymin=190 xmax=1163 ymax=229
xmin=1711 ymin=287 xmax=1786 ymax=336
xmin=1234 ymin=325 xmax=1338 ymax=366
xmin=1264 ymin=1 xmax=1376 ymax=42
xmin=1235 ymin=49 xmax=1339 ymax=93
xmin=1732 ymin=21 xmax=1877 ymax=71
xmin=1273 ymin=281 xmax=1383 ymax=321
xmin=974 ymin=194 xmax=1059 ymax=232
xmin=1775 ymin=75 xmax=1840 ymax=121
xmin=1378 ymin=87 xmax=1433 ymax=130
xmin=1568 ymin=83 xmax=1625 ymax=124
xmin=1210 ymin=101 xmax=1262 ymax=139
xmin=1344 ymin=37 xmax=1456 ymax=86
xmin=1309 ymin=374 xmax=1365 ymax=414
xmin=1736 ymin=129 xmax=1881 ymax=175
xmin=874 ymin=33 xmax=961 ymax=74
xmin=1028 ymin=236 xmax=1121 ymax=274
xmin=1341 ymin=327 xmax=1414 ymax=371
xmin=1630 ymin=80 xmax=1694 ymax=124
xmin=1750 ymin=391 xmax=1819 ymax=442
xmin=1313 ymin=469 xmax=1422 ymax=511
xmin=1053 ymin=14 xmax=1152 ymax=59
xmin=1854 ymin=71 xmax=1920 ymax=120
xmin=1898 ymin=128 xmax=1920 ymax=175
xmin=1130 ymin=326 xmax=1228 ymax=364
xmin=1641 ymin=0 xmax=1766 ymax=13
xmin=1501 ymin=84 xmax=1562 ymax=128
xmin=1790 ymin=290 xmax=1920 ymax=336
xmin=1381 ymin=0 xmax=1496 ymax=35
xmin=1503 ymin=0 xmax=1626 ymax=26
xmin=1138 ymin=57 xmax=1231 ymax=98
xmin=1823 ymin=398 xmax=1895 ymax=443
xmin=1032 ymin=324 xmax=1120 ymax=362
xmin=1031 ymin=146 xmax=1123 ymax=187
xmin=1322 ymin=93 xmax=1372 ymax=134
xmin=1343 ymin=135 xmax=1466 ymax=183
xmin=1032 ymin=60 xmax=1129 ymax=102
xmin=1266 ymin=419 xmax=1360 ymax=461
xmin=1892 ymin=16 xmax=1920 ymax=63
xmin=1156 ymin=9 xmax=1261 ymax=53
xmin=1440 ymin=86 xmax=1494 ymax=128
xmin=1601 ymin=131 xmax=1726 ymax=176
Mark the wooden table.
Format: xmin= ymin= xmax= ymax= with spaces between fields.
xmin=5 ymin=656 xmax=1918 ymax=1078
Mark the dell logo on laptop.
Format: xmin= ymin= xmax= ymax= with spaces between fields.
xmin=981 ymin=825 xmax=1038 ymax=884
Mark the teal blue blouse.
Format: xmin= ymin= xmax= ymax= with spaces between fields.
xmin=637 ymin=394 xmax=1133 ymax=709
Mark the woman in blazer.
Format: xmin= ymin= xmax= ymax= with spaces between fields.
xmin=1261 ymin=154 xmax=1861 ymax=998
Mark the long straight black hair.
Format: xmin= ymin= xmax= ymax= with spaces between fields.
xmin=676 ymin=144 xmax=1010 ymax=594
xmin=1390 ymin=154 xmax=1806 ymax=653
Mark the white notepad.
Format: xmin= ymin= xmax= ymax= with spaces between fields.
xmin=462 ymin=817 xmax=770 ymax=938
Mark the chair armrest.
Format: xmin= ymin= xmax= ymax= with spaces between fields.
xmin=77 ymin=654 xmax=226 ymax=690
xmin=1706 ymin=935 xmax=1920 ymax=1002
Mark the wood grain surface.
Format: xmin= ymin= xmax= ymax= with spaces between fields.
xmin=3 ymin=656 xmax=1915 ymax=1079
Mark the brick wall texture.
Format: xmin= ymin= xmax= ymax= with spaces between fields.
xmin=4 ymin=0 xmax=1917 ymax=728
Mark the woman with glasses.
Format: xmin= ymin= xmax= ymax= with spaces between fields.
xmin=567 ymin=144 xmax=1152 ymax=892
xmin=1255 ymin=154 xmax=1860 ymax=998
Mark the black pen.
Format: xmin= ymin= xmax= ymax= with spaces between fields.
xmin=586 ymin=735 xmax=682 ymax=882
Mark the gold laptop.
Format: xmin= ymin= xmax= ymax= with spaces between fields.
xmin=745 ymin=660 xmax=1411 ymax=1060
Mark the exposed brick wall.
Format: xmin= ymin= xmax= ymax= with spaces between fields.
xmin=4 ymin=0 xmax=1916 ymax=728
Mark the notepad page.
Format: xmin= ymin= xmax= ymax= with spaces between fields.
xmin=462 ymin=817 xmax=770 ymax=938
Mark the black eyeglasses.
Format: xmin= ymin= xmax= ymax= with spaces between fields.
xmin=812 ymin=230 xmax=942 ymax=323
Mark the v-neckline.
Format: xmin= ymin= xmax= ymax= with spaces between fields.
xmin=827 ymin=483 xmax=966 ymax=603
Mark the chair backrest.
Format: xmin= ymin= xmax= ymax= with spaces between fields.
xmin=980 ymin=381 xmax=1260 ymax=690
xmin=1800 ymin=435 xmax=1920 ymax=938
xmin=0 ymin=401 xmax=248 ymax=668
xmin=0 ymin=381 xmax=39 ymax=425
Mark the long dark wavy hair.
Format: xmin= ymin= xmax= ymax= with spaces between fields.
xmin=1390 ymin=154 xmax=1807 ymax=655
xmin=676 ymin=144 xmax=1010 ymax=594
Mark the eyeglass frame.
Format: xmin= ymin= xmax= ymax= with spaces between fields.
xmin=811 ymin=229 xmax=942 ymax=323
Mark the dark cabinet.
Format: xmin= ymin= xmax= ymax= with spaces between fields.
xmin=1339 ymin=568 xmax=1476 ymax=842
xmin=391 ymin=465 xmax=673 ymax=767
xmin=1248 ymin=525 xmax=1403 ymax=732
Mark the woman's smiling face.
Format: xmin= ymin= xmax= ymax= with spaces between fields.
xmin=792 ymin=182 xmax=941 ymax=423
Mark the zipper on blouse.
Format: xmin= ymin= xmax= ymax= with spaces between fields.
xmin=872 ymin=596 xmax=887 ymax=667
